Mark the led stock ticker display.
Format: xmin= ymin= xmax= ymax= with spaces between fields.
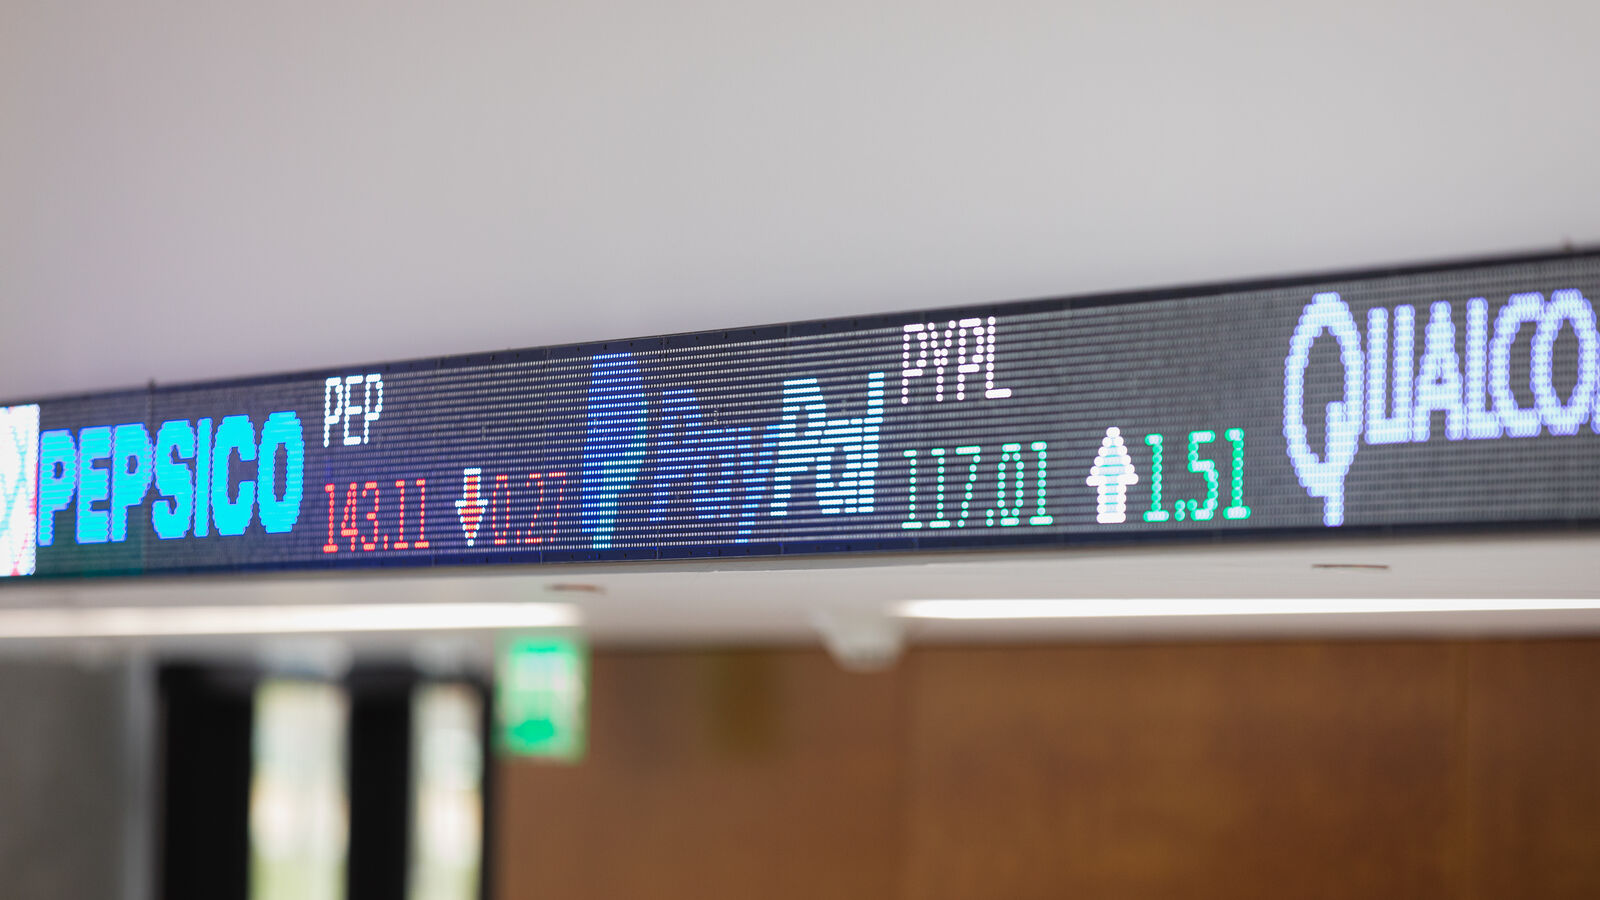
xmin=4 ymin=251 xmax=1600 ymax=578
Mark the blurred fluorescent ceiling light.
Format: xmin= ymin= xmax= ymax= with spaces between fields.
xmin=0 ymin=602 xmax=579 ymax=639
xmin=896 ymin=598 xmax=1600 ymax=619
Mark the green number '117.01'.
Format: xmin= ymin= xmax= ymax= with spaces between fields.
xmin=902 ymin=441 xmax=1053 ymax=530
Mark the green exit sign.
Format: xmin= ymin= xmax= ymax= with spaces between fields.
xmin=495 ymin=636 xmax=587 ymax=761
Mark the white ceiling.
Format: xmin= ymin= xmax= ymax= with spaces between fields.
xmin=5 ymin=1 xmax=1600 ymax=401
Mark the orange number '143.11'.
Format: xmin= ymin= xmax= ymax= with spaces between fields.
xmin=323 ymin=478 xmax=429 ymax=553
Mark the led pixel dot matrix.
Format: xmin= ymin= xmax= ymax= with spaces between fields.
xmin=7 ymin=250 xmax=1600 ymax=577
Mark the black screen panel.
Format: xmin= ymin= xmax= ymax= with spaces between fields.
xmin=4 ymin=250 xmax=1599 ymax=578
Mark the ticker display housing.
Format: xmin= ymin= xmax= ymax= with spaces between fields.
xmin=5 ymin=248 xmax=1599 ymax=578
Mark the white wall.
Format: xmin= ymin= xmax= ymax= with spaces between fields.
xmin=3 ymin=0 xmax=1597 ymax=399
xmin=0 ymin=659 xmax=148 ymax=900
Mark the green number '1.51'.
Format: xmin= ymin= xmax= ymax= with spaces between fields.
xmin=1144 ymin=428 xmax=1249 ymax=523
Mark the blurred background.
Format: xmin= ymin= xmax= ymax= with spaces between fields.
xmin=3 ymin=1 xmax=1599 ymax=897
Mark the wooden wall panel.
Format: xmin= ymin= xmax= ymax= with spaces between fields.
xmin=493 ymin=639 xmax=1600 ymax=900
xmin=900 ymin=642 xmax=1464 ymax=900
xmin=494 ymin=649 xmax=905 ymax=900
xmin=1461 ymin=640 xmax=1600 ymax=900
